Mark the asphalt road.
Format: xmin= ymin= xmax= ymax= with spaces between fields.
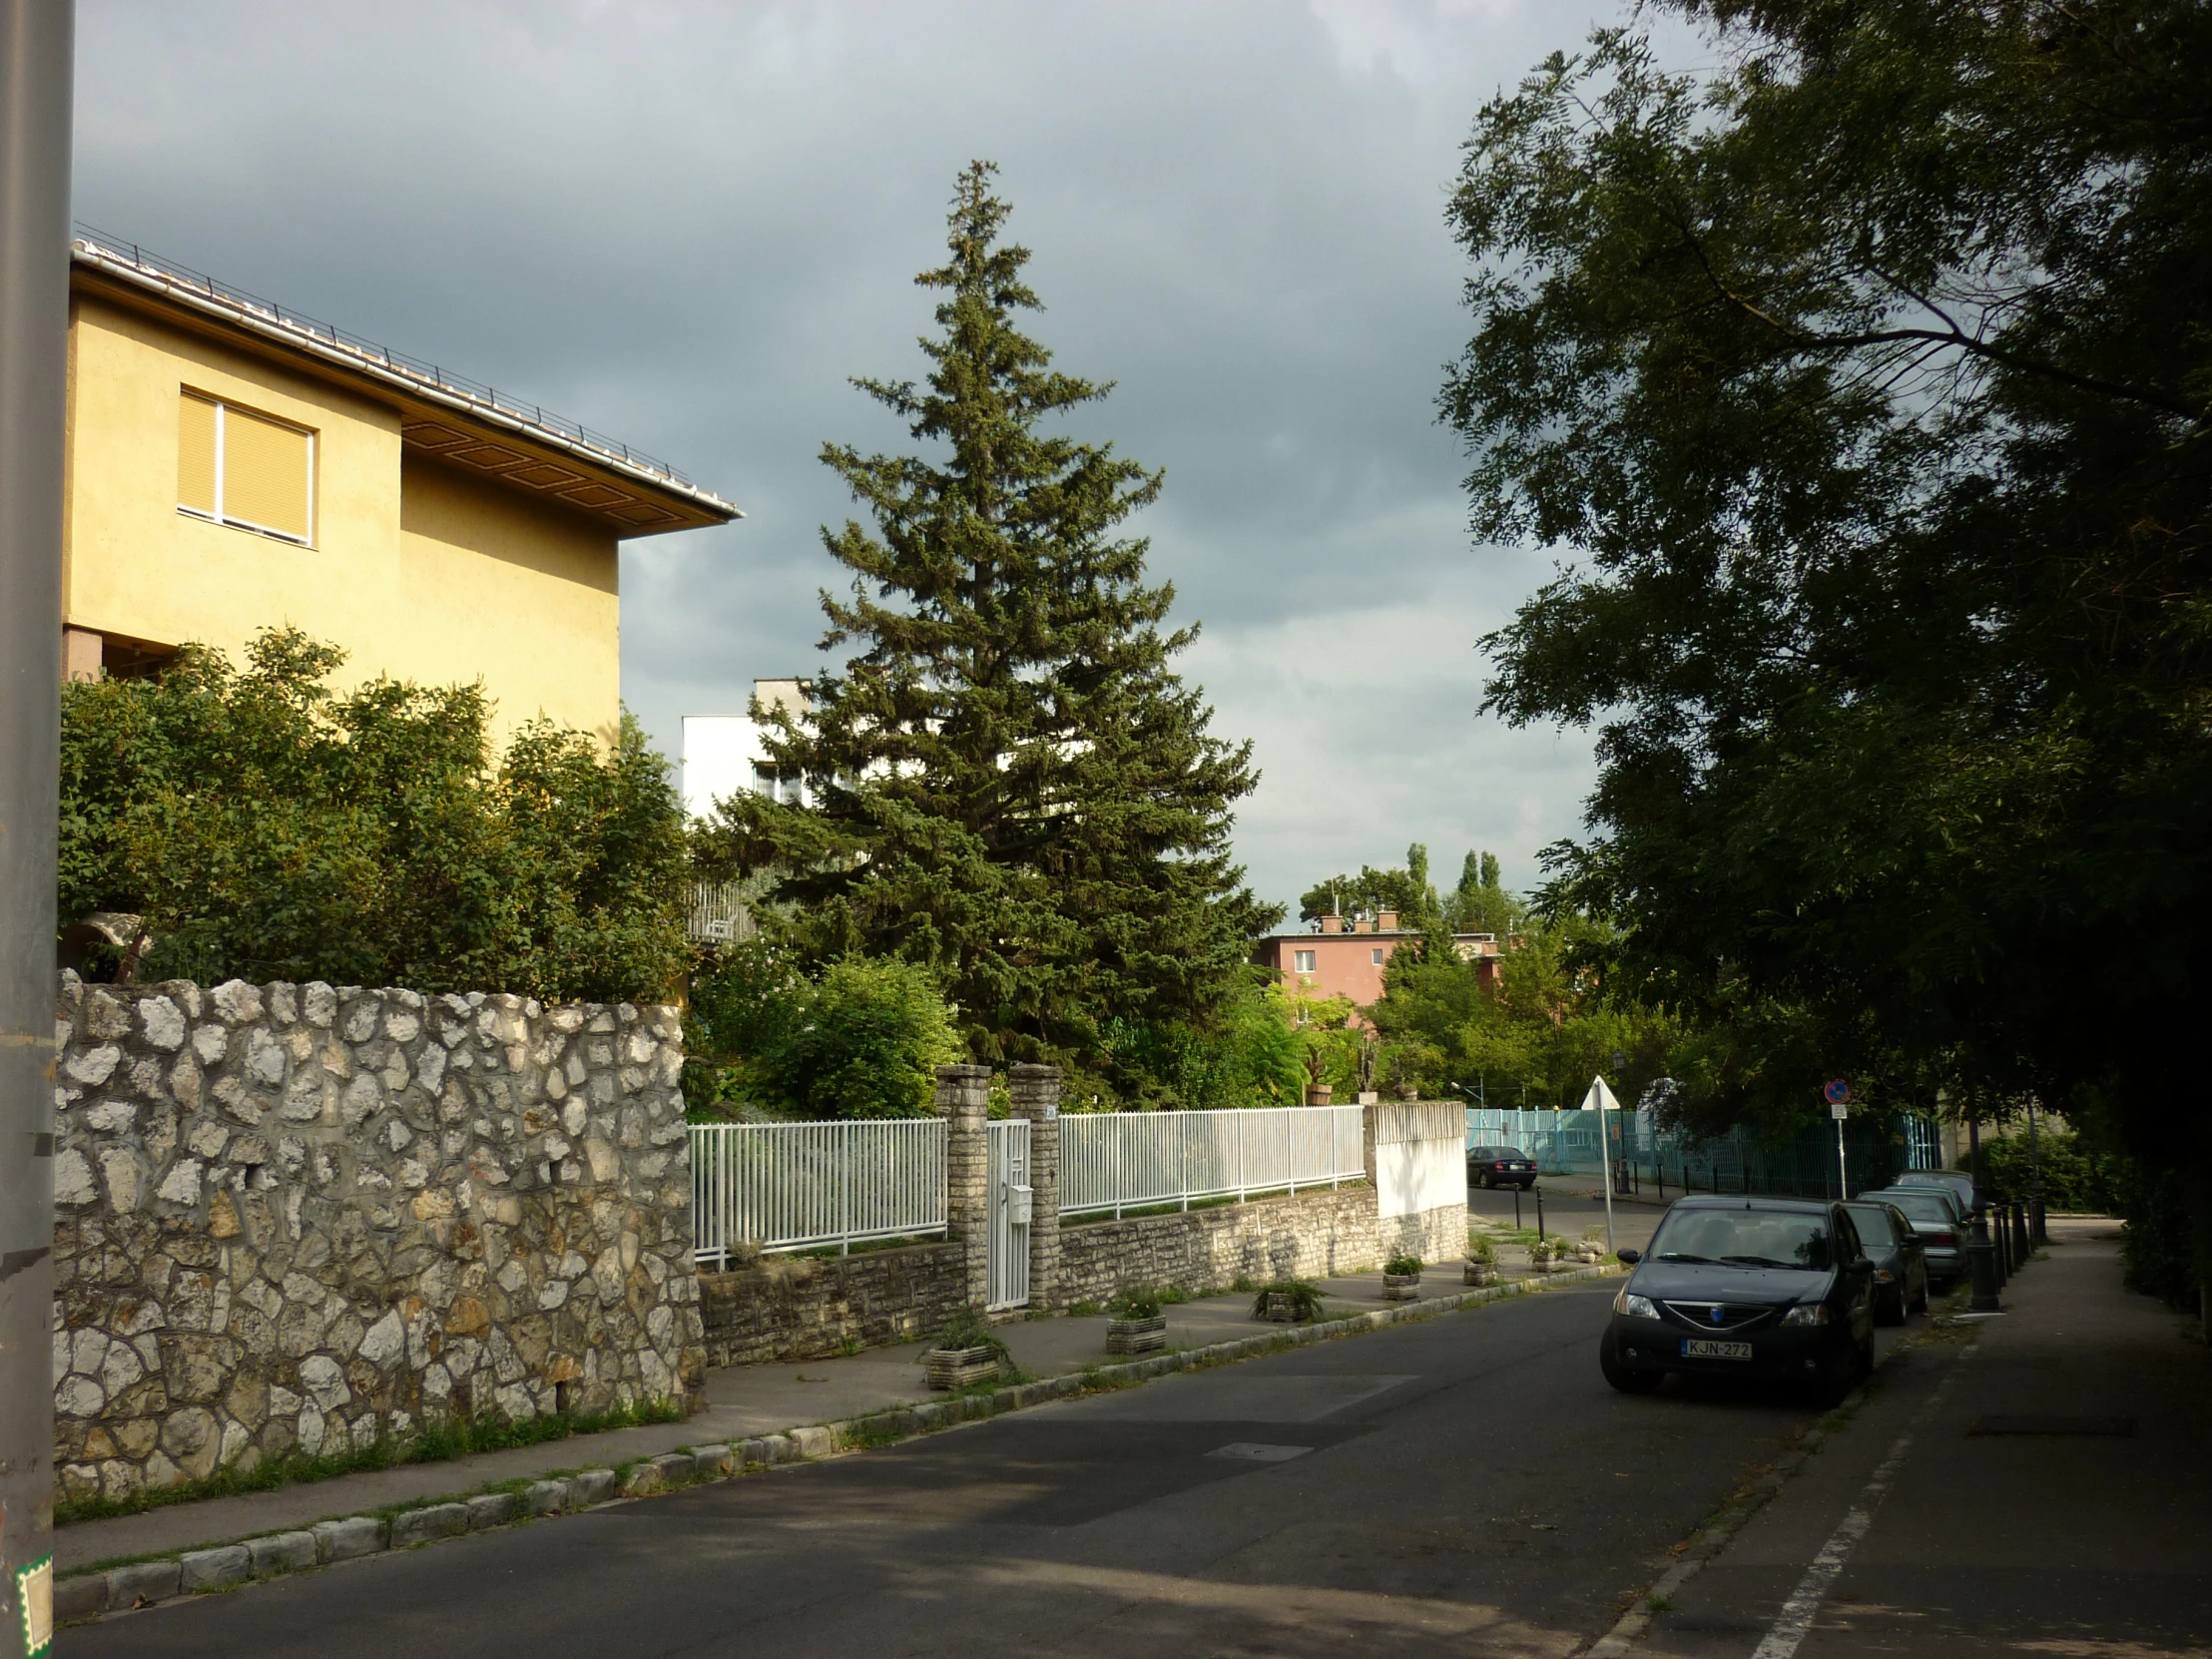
xmin=74 ymin=1278 xmax=1882 ymax=1659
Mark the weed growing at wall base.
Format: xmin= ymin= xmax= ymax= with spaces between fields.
xmin=53 ymin=1398 xmax=687 ymax=1526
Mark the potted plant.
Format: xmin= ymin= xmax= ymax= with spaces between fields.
xmin=1528 ymin=1238 xmax=1558 ymax=1275
xmin=1106 ymin=1288 xmax=1168 ymax=1355
xmin=1576 ymin=1228 xmax=1608 ymax=1265
xmin=1463 ymin=1236 xmax=1500 ymax=1287
xmin=1253 ymin=1280 xmax=1325 ymax=1324
xmin=924 ymin=1307 xmax=1009 ymax=1390
xmin=1382 ymin=1252 xmax=1423 ymax=1302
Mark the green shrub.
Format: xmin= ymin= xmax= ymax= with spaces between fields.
xmin=59 ymin=629 xmax=687 ymax=1000
xmin=1383 ymin=1252 xmax=1423 ymax=1277
xmin=686 ymin=942 xmax=958 ymax=1119
xmin=930 ymin=1307 xmax=1010 ymax=1360
xmin=1108 ymin=1288 xmax=1164 ymax=1321
xmin=1466 ymin=1234 xmax=1496 ymax=1265
xmin=1955 ymin=1130 xmax=2122 ymax=1214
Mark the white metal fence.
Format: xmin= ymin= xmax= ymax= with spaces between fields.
xmin=690 ymin=1119 xmax=947 ymax=1267
xmin=1058 ymin=1104 xmax=1367 ymax=1219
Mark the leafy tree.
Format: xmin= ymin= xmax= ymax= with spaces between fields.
xmin=1374 ymin=908 xmax=1678 ymax=1110
xmin=700 ymin=162 xmax=1276 ymax=1066
xmin=59 ymin=628 xmax=686 ymax=1000
xmin=686 ymin=942 xmax=958 ymax=1120
xmin=1443 ymin=0 xmax=2212 ymax=1276
xmin=1446 ymin=849 xmax=1522 ymax=937
xmin=1299 ymin=842 xmax=1439 ymax=927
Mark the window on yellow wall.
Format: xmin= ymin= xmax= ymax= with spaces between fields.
xmin=178 ymin=391 xmax=314 ymax=544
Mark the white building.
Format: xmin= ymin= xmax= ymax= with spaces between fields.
xmin=680 ymin=677 xmax=808 ymax=823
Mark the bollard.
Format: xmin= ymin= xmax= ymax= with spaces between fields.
xmin=1967 ymin=1204 xmax=2001 ymax=1312
xmin=1536 ymin=1188 xmax=1546 ymax=1245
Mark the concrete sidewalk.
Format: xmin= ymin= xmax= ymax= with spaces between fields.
xmin=1633 ymin=1216 xmax=2212 ymax=1659
xmin=55 ymin=1263 xmax=1515 ymax=1574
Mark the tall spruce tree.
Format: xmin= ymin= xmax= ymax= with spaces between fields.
xmin=705 ymin=162 xmax=1277 ymax=1065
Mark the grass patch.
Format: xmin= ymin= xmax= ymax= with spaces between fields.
xmin=1646 ymin=1594 xmax=1677 ymax=1614
xmin=54 ymin=1397 xmax=687 ymax=1527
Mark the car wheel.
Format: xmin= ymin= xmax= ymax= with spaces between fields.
xmin=1912 ymin=1279 xmax=1930 ymax=1316
xmin=1599 ymin=1331 xmax=1662 ymax=1394
xmin=1875 ymin=1285 xmax=1905 ymax=1327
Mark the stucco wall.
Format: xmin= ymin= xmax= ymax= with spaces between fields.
xmin=63 ymin=286 xmax=620 ymax=743
xmin=50 ymin=973 xmax=700 ymax=1502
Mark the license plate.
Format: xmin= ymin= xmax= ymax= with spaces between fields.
xmin=1681 ymin=1339 xmax=1752 ymax=1361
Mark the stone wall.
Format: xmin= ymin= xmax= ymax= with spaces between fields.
xmin=51 ymin=972 xmax=703 ymax=1502
xmin=696 ymin=1242 xmax=968 ymax=1369
xmin=1056 ymin=1185 xmax=1382 ymax=1306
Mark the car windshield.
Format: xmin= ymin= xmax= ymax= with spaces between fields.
xmin=1878 ymin=1192 xmax=1954 ymax=1226
xmin=1843 ymin=1204 xmax=1899 ymax=1244
xmin=1496 ymin=1147 xmax=1528 ymax=1160
xmin=1649 ymin=1209 xmax=1837 ymax=1271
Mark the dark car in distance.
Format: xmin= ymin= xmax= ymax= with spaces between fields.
xmin=1467 ymin=1145 xmax=1537 ymax=1190
xmin=1600 ymin=1195 xmax=1877 ymax=1405
xmin=1842 ymin=1199 xmax=1930 ymax=1325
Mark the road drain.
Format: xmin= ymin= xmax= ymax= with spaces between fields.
xmin=1966 ymin=1414 xmax=2135 ymax=1436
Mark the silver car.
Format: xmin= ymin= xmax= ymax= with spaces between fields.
xmin=1859 ymin=1187 xmax=1967 ymax=1287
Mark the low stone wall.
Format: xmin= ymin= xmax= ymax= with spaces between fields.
xmin=51 ymin=973 xmax=703 ymax=1502
xmin=1056 ymin=1186 xmax=1379 ymax=1304
xmin=1053 ymin=1183 xmax=1463 ymax=1305
xmin=697 ymin=1241 xmax=969 ymax=1369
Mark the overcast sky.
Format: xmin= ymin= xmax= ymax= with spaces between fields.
xmin=73 ymin=0 xmax=1653 ymax=921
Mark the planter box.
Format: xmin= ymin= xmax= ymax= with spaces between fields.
xmin=1462 ymin=1263 xmax=1500 ymax=1287
xmin=1528 ymin=1254 xmax=1554 ymax=1274
xmin=924 ymin=1346 xmax=1002 ymax=1390
xmin=1382 ymin=1272 xmax=1422 ymax=1303
xmin=1106 ymin=1315 xmax=1168 ymax=1356
xmin=1260 ymin=1293 xmax=1308 ymax=1324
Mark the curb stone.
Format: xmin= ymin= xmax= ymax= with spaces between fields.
xmin=57 ymin=1265 xmax=1620 ymax=1628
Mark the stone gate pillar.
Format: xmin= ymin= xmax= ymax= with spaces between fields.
xmin=1009 ymin=1064 xmax=1062 ymax=1311
xmin=935 ymin=1063 xmax=993 ymax=1308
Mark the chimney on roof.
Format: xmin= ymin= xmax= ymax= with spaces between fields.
xmin=1377 ymin=910 xmax=1399 ymax=932
xmin=1320 ymin=914 xmax=1343 ymax=933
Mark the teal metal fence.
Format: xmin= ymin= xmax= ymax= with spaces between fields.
xmin=1464 ymin=1106 xmax=1943 ymax=1201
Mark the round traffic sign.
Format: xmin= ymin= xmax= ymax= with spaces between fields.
xmin=1824 ymin=1078 xmax=1851 ymax=1105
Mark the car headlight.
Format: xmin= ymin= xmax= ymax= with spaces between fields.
xmin=1781 ymin=1304 xmax=1830 ymax=1327
xmin=1613 ymin=1291 xmax=1659 ymax=1320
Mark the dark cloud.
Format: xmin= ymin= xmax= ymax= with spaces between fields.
xmin=73 ymin=0 xmax=1647 ymax=913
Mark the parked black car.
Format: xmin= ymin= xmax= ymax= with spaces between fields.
xmin=1599 ymin=1195 xmax=1877 ymax=1404
xmin=1842 ymin=1199 xmax=1930 ymax=1325
xmin=1467 ymin=1145 xmax=1537 ymax=1190
xmin=1859 ymin=1187 xmax=1967 ymax=1288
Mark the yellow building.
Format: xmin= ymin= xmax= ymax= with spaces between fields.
xmin=61 ymin=230 xmax=740 ymax=740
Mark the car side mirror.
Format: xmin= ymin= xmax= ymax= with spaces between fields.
xmin=1846 ymin=1256 xmax=1874 ymax=1274
xmin=1615 ymin=1248 xmax=1641 ymax=1265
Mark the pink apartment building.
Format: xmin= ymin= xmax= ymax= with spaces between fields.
xmin=1251 ymin=912 xmax=1505 ymax=1012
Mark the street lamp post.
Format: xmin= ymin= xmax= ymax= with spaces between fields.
xmin=0 ymin=4 xmax=75 ymax=1654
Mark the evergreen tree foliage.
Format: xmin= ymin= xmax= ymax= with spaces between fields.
xmin=701 ymin=163 xmax=1276 ymax=1066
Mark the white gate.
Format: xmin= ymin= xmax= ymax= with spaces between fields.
xmin=986 ymin=1119 xmax=1032 ymax=1311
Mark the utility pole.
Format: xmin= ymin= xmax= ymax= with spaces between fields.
xmin=0 ymin=4 xmax=73 ymax=1655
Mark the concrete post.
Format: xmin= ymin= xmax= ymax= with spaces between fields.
xmin=1009 ymin=1064 xmax=1061 ymax=1310
xmin=0 ymin=7 xmax=74 ymax=1655
xmin=936 ymin=1064 xmax=992 ymax=1308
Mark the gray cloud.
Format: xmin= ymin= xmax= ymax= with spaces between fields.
xmin=73 ymin=0 xmax=1645 ymax=915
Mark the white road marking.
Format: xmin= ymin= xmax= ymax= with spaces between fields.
xmin=1747 ymin=1363 xmax=1966 ymax=1659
